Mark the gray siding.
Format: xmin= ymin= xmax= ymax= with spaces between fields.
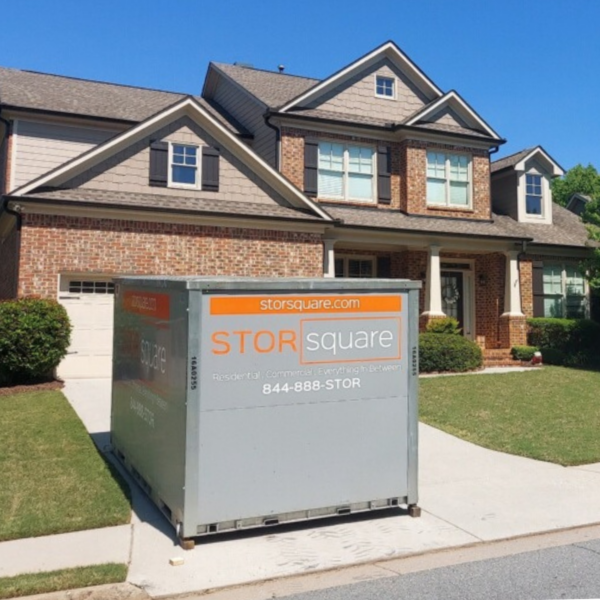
xmin=491 ymin=170 xmax=518 ymax=219
xmin=12 ymin=120 xmax=118 ymax=190
xmin=212 ymin=76 xmax=277 ymax=167
xmin=307 ymin=57 xmax=429 ymax=122
xmin=64 ymin=116 xmax=289 ymax=206
xmin=423 ymin=106 xmax=470 ymax=129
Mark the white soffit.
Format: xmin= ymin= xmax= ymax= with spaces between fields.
xmin=279 ymin=41 xmax=443 ymax=112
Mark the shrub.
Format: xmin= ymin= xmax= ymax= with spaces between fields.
xmin=419 ymin=333 xmax=483 ymax=373
xmin=425 ymin=317 xmax=461 ymax=335
xmin=527 ymin=318 xmax=600 ymax=367
xmin=511 ymin=345 xmax=539 ymax=361
xmin=0 ymin=298 xmax=71 ymax=385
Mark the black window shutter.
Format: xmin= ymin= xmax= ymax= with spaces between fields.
xmin=377 ymin=256 xmax=392 ymax=278
xmin=149 ymin=141 xmax=168 ymax=187
xmin=532 ymin=261 xmax=545 ymax=317
xmin=304 ymin=137 xmax=319 ymax=197
xmin=202 ymin=146 xmax=220 ymax=192
xmin=377 ymin=146 xmax=392 ymax=205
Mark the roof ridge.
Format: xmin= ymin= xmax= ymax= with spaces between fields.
xmin=213 ymin=62 xmax=319 ymax=82
xmin=0 ymin=65 xmax=188 ymax=97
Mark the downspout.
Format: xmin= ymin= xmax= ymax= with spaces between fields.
xmin=264 ymin=111 xmax=281 ymax=171
xmin=0 ymin=109 xmax=11 ymax=195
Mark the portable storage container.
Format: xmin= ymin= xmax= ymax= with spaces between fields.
xmin=111 ymin=277 xmax=421 ymax=544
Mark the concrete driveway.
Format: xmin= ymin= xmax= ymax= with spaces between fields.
xmin=4 ymin=376 xmax=598 ymax=598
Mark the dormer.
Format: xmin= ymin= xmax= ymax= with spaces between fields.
xmin=491 ymin=146 xmax=564 ymax=225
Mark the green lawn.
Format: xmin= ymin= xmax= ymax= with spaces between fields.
xmin=420 ymin=366 xmax=600 ymax=466
xmin=0 ymin=391 xmax=131 ymax=541
xmin=0 ymin=564 xmax=127 ymax=599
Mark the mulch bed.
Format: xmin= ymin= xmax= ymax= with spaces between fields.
xmin=0 ymin=379 xmax=64 ymax=397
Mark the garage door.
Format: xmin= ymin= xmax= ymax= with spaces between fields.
xmin=58 ymin=277 xmax=115 ymax=379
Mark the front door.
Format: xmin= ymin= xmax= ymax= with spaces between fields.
xmin=441 ymin=271 xmax=464 ymax=332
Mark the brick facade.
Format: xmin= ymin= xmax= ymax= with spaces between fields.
xmin=17 ymin=214 xmax=323 ymax=298
xmin=280 ymin=127 xmax=491 ymax=219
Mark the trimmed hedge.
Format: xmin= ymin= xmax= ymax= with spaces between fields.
xmin=527 ymin=318 xmax=600 ymax=368
xmin=511 ymin=345 xmax=539 ymax=361
xmin=0 ymin=298 xmax=71 ymax=385
xmin=419 ymin=333 xmax=483 ymax=373
xmin=425 ymin=316 xmax=461 ymax=335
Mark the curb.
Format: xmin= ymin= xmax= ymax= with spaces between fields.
xmin=5 ymin=583 xmax=151 ymax=600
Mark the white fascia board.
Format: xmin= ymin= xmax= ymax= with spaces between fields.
xmin=514 ymin=146 xmax=565 ymax=177
xmin=12 ymin=97 xmax=333 ymax=222
xmin=404 ymin=91 xmax=502 ymax=140
xmin=279 ymin=41 xmax=442 ymax=113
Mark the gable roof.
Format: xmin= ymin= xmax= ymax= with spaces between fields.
xmin=492 ymin=146 xmax=564 ymax=176
xmin=404 ymin=90 xmax=503 ymax=141
xmin=207 ymin=63 xmax=317 ymax=109
xmin=0 ymin=66 xmax=248 ymax=135
xmin=278 ymin=41 xmax=443 ymax=113
xmin=10 ymin=95 xmax=333 ymax=221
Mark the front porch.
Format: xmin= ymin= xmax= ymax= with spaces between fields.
xmin=323 ymin=236 xmax=528 ymax=351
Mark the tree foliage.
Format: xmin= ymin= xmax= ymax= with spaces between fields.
xmin=551 ymin=164 xmax=600 ymax=207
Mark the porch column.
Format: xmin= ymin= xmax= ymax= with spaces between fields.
xmin=422 ymin=244 xmax=445 ymax=317
xmin=502 ymin=251 xmax=524 ymax=316
xmin=323 ymin=238 xmax=336 ymax=278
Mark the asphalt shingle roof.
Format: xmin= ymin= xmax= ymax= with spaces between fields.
xmin=20 ymin=188 xmax=323 ymax=222
xmin=212 ymin=63 xmax=318 ymax=109
xmin=0 ymin=66 xmax=248 ymax=135
xmin=324 ymin=202 xmax=591 ymax=248
xmin=491 ymin=148 xmax=534 ymax=173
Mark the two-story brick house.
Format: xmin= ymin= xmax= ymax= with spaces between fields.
xmin=0 ymin=41 xmax=592 ymax=377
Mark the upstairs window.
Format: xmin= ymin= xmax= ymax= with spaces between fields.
xmin=426 ymin=151 xmax=470 ymax=208
xmin=525 ymin=174 xmax=543 ymax=215
xmin=170 ymin=144 xmax=198 ymax=187
xmin=318 ymin=142 xmax=374 ymax=202
xmin=375 ymin=76 xmax=395 ymax=98
xmin=543 ymin=264 xmax=587 ymax=318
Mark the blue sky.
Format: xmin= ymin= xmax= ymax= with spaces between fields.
xmin=1 ymin=0 xmax=598 ymax=171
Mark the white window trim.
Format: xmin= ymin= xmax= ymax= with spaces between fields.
xmin=334 ymin=255 xmax=377 ymax=278
xmin=168 ymin=142 xmax=201 ymax=189
xmin=426 ymin=151 xmax=473 ymax=209
xmin=318 ymin=141 xmax=377 ymax=204
xmin=375 ymin=75 xmax=396 ymax=100
xmin=542 ymin=263 xmax=589 ymax=319
xmin=518 ymin=169 xmax=552 ymax=224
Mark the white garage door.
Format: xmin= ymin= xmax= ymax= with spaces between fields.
xmin=58 ymin=277 xmax=115 ymax=379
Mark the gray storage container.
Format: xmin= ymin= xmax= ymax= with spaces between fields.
xmin=111 ymin=277 xmax=421 ymax=544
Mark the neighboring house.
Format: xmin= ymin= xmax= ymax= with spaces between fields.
xmin=0 ymin=41 xmax=592 ymax=378
xmin=566 ymin=192 xmax=591 ymax=217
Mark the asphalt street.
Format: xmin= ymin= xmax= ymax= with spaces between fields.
xmin=278 ymin=538 xmax=600 ymax=600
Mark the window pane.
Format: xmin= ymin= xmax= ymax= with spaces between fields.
xmin=348 ymin=259 xmax=373 ymax=278
xmin=172 ymin=165 xmax=196 ymax=185
xmin=318 ymin=171 xmax=343 ymax=197
xmin=348 ymin=146 xmax=373 ymax=174
xmin=543 ymin=265 xmax=562 ymax=294
xmin=427 ymin=152 xmax=445 ymax=178
xmin=348 ymin=173 xmax=373 ymax=199
xmin=566 ymin=266 xmax=585 ymax=295
xmin=376 ymin=76 xmax=394 ymax=97
xmin=526 ymin=195 xmax=542 ymax=215
xmin=449 ymin=181 xmax=469 ymax=206
xmin=427 ymin=178 xmax=446 ymax=204
xmin=544 ymin=297 xmax=563 ymax=317
xmin=334 ymin=258 xmax=344 ymax=278
xmin=318 ymin=142 xmax=344 ymax=171
xmin=449 ymin=155 xmax=468 ymax=181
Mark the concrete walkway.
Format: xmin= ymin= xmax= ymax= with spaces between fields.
xmin=2 ymin=376 xmax=600 ymax=598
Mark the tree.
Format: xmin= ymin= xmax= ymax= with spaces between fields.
xmin=551 ymin=164 xmax=600 ymax=207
